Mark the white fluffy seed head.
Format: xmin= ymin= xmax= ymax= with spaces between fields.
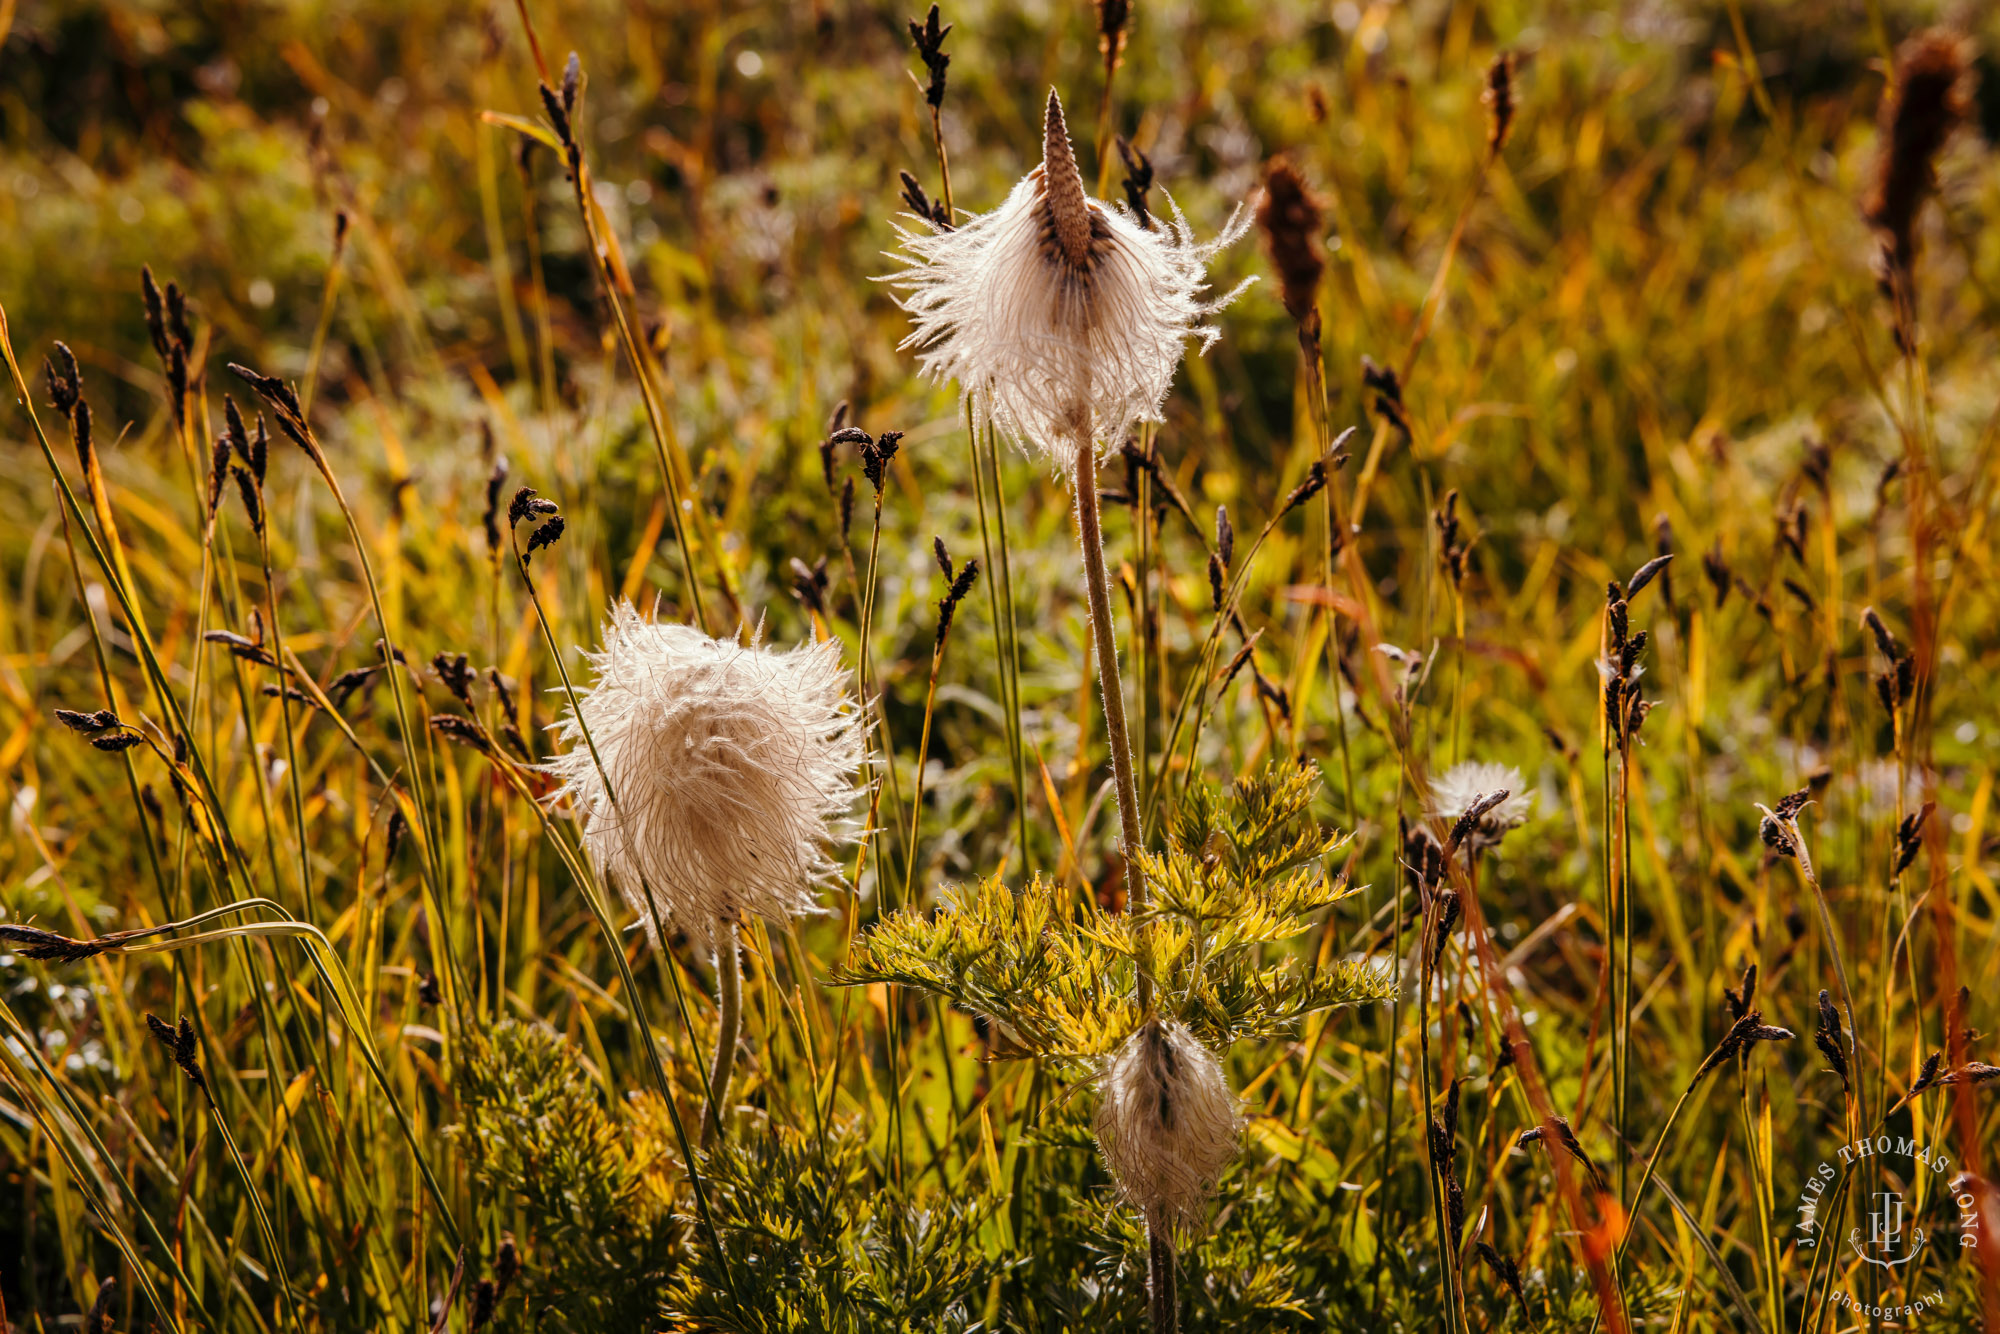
xmin=1094 ymin=1018 xmax=1241 ymax=1238
xmin=543 ymin=602 xmax=864 ymax=955
xmin=1430 ymin=760 xmax=1534 ymax=849
xmin=887 ymin=88 xmax=1253 ymax=471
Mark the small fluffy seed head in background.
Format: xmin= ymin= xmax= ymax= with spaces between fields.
xmin=544 ymin=602 xmax=864 ymax=954
xmin=1430 ymin=761 xmax=1533 ymax=849
xmin=889 ymin=88 xmax=1252 ymax=472
xmin=1094 ymin=1018 xmax=1241 ymax=1238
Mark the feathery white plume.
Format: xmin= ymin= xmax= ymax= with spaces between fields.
xmin=888 ymin=88 xmax=1253 ymax=469
xmin=1095 ymin=1018 xmax=1241 ymax=1238
xmin=1429 ymin=760 xmax=1534 ymax=849
xmin=543 ymin=602 xmax=864 ymax=954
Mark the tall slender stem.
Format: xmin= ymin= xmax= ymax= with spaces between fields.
xmin=703 ymin=924 xmax=743 ymax=1149
xmin=1147 ymin=1218 xmax=1177 ymax=1334
xmin=1076 ymin=436 xmax=1170 ymax=1331
xmin=1072 ymin=447 xmax=1149 ymax=970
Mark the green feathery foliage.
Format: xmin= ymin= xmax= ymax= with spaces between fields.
xmin=453 ymin=1019 xmax=687 ymax=1332
xmin=664 ymin=1119 xmax=995 ymax=1332
xmin=841 ymin=762 xmax=1397 ymax=1063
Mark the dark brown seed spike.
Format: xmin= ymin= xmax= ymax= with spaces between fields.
xmin=1041 ymin=89 xmax=1094 ymax=269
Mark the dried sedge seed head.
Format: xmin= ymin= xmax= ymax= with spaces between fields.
xmin=887 ymin=87 xmax=1252 ymax=472
xmin=543 ymin=602 xmax=864 ymax=955
xmin=145 ymin=1011 xmax=210 ymax=1102
xmin=1894 ymin=802 xmax=1933 ymax=877
xmin=1362 ymin=355 xmax=1411 ymax=438
xmin=507 ymin=486 xmax=536 ymax=525
xmin=1117 ymin=137 xmax=1154 ymax=230
xmin=494 ymin=1234 xmax=520 ymax=1295
xmin=1723 ymin=961 xmax=1758 ymax=1019
xmin=561 ymin=51 xmax=581 ymax=114
xmin=899 ymin=170 xmax=951 ymax=231
xmin=165 ymin=281 xmax=193 ymax=352
xmin=430 ymin=714 xmax=492 ymax=754
xmin=1478 ymin=1242 xmax=1530 ymax=1319
xmin=0 ymin=923 xmax=114 ymax=962
xmin=1215 ymin=504 xmax=1234 ymax=568
xmin=87 ymin=1277 xmax=118 ymax=1334
xmin=1862 ymin=605 xmax=1904 ymax=662
xmin=1094 ymin=1018 xmax=1240 ymax=1240
xmin=1256 ymin=159 xmax=1326 ymax=327
xmin=1758 ymin=812 xmax=1798 ymax=859
xmin=524 ymin=516 xmax=565 ymax=561
xmin=1430 ymin=888 xmax=1461 ymax=970
xmin=233 ymin=466 xmax=264 ymax=535
xmin=71 ymin=399 xmax=94 ymax=477
xmin=1626 ymin=553 xmax=1672 ymax=601
xmin=434 ymin=652 xmax=477 ymax=707
xmin=1942 ymin=1061 xmax=2000 ymax=1087
xmin=1908 ymin=1051 xmax=1945 ymax=1101
xmin=142 ymin=266 xmax=170 ymax=360
xmin=55 ymin=707 xmax=119 ymax=734
xmin=1866 ymin=30 xmax=1972 ymax=279
xmin=936 ymin=556 xmax=980 ymax=644
xmin=483 ymin=456 xmax=511 ymax=555
xmin=1482 ymin=51 xmax=1517 ymax=156
xmin=1280 ymin=459 xmax=1327 ymax=516
xmin=908 ymin=6 xmax=951 ymax=110
xmin=539 ymin=82 xmax=573 ymax=147
xmin=790 ymin=556 xmax=830 ymax=617
xmin=861 ymin=430 xmax=903 ymax=493
xmin=1814 ymin=990 xmax=1851 ymax=1092
xmin=46 ymin=342 xmax=81 ymax=415
xmin=818 ymin=402 xmax=852 ymax=489
xmin=1431 ymin=762 xmax=1532 ymax=851
xmin=470 ymin=1279 xmax=497 ymax=1331
xmin=1700 ymin=1009 xmax=1795 ymax=1079
xmin=1096 ymin=0 xmax=1129 ymax=61
xmin=1518 ymin=1115 xmax=1607 ymax=1193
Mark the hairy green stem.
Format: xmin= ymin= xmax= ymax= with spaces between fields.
xmin=1147 ymin=1219 xmax=1177 ymax=1334
xmin=703 ymin=924 xmax=743 ymax=1150
xmin=1073 ymin=444 xmax=1149 ymax=996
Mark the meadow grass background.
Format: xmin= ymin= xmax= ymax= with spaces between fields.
xmin=3 ymin=0 xmax=2000 ymax=1328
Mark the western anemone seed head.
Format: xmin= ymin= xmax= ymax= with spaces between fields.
xmin=889 ymin=88 xmax=1252 ymax=470
xmin=1094 ymin=1018 xmax=1241 ymax=1238
xmin=544 ymin=601 xmax=863 ymax=954
xmin=1430 ymin=761 xmax=1533 ymax=850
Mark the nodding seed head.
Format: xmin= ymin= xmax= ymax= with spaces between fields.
xmin=1040 ymin=89 xmax=1095 ymax=269
xmin=1094 ymin=1018 xmax=1240 ymax=1239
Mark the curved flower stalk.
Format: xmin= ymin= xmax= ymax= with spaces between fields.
xmin=888 ymin=90 xmax=1251 ymax=1334
xmin=890 ymin=90 xmax=1252 ymax=471
xmin=544 ymin=601 xmax=864 ymax=1143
